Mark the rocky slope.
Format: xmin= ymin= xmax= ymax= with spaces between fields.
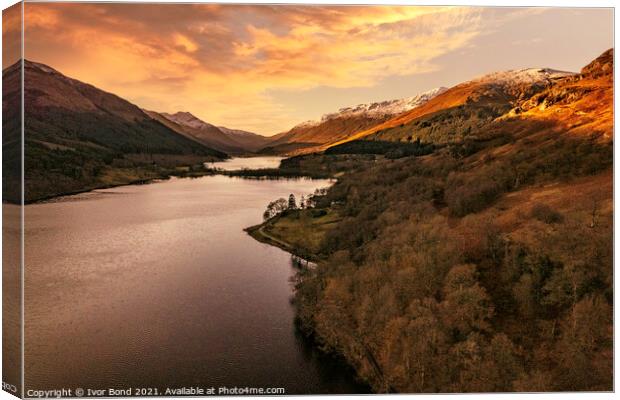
xmin=506 ymin=48 xmax=613 ymax=140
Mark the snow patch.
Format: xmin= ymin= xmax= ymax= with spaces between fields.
xmin=469 ymin=68 xmax=574 ymax=86
xmin=292 ymin=120 xmax=321 ymax=130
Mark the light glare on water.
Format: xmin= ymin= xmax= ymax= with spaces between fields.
xmin=206 ymin=156 xmax=283 ymax=171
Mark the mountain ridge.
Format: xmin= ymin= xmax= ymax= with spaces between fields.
xmin=324 ymin=66 xmax=577 ymax=148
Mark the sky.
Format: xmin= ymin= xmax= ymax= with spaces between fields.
xmin=4 ymin=4 xmax=614 ymax=135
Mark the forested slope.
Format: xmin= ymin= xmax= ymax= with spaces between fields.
xmin=291 ymin=49 xmax=613 ymax=393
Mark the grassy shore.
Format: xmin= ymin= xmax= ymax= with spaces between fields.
xmin=245 ymin=208 xmax=341 ymax=262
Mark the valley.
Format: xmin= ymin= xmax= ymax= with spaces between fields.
xmin=6 ymin=45 xmax=613 ymax=394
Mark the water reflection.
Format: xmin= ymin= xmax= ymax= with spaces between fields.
xmin=24 ymin=173 xmax=366 ymax=394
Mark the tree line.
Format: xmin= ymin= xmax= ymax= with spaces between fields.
xmin=263 ymin=189 xmax=328 ymax=220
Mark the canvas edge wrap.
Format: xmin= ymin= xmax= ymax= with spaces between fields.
xmin=2 ymin=1 xmax=24 ymax=398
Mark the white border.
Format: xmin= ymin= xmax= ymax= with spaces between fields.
xmin=0 ymin=2 xmax=616 ymax=400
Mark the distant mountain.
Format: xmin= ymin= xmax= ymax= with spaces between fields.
xmin=324 ymin=87 xmax=448 ymax=121
xmin=263 ymin=87 xmax=447 ymax=153
xmin=145 ymin=110 xmax=269 ymax=154
xmin=327 ymin=67 xmax=574 ymax=147
xmin=145 ymin=110 xmax=243 ymax=153
xmin=216 ymin=126 xmax=271 ymax=152
xmin=3 ymin=60 xmax=226 ymax=202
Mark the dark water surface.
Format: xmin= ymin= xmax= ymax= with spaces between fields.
xmin=24 ymin=173 xmax=367 ymax=394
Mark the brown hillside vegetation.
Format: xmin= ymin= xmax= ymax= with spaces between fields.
xmin=288 ymin=49 xmax=613 ymax=393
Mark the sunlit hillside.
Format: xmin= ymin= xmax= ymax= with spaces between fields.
xmin=272 ymin=49 xmax=614 ymax=393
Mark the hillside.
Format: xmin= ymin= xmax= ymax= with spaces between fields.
xmin=3 ymin=60 xmax=226 ymax=202
xmin=327 ymin=68 xmax=573 ymax=147
xmin=264 ymin=88 xmax=446 ymax=153
xmin=257 ymin=141 xmax=323 ymax=156
xmin=2 ymin=60 xmax=22 ymax=203
xmin=255 ymin=49 xmax=613 ymax=393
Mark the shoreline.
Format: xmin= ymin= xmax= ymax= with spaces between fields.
xmin=244 ymin=214 xmax=377 ymax=392
xmin=244 ymin=219 xmax=324 ymax=264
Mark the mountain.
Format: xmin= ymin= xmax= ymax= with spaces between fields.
xmin=155 ymin=111 xmax=247 ymax=153
xmin=3 ymin=60 xmax=226 ymax=202
xmin=263 ymin=87 xmax=447 ymax=153
xmin=327 ymin=68 xmax=574 ymax=147
xmin=145 ymin=110 xmax=268 ymax=154
xmin=271 ymin=49 xmax=613 ymax=393
xmin=325 ymin=87 xmax=448 ymax=121
xmin=145 ymin=110 xmax=243 ymax=153
xmin=216 ymin=126 xmax=271 ymax=152
xmin=505 ymin=48 xmax=613 ymax=140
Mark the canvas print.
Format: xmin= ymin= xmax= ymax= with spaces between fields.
xmin=1 ymin=2 xmax=614 ymax=397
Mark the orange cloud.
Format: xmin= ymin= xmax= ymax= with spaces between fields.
xmin=19 ymin=4 xmax=533 ymax=134
xmin=2 ymin=3 xmax=22 ymax=68
xmin=173 ymin=33 xmax=199 ymax=53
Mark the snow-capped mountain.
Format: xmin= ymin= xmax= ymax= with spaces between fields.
xmin=464 ymin=68 xmax=574 ymax=100
xmin=470 ymin=68 xmax=574 ymax=86
xmin=328 ymin=67 xmax=577 ymax=147
xmin=266 ymin=87 xmax=448 ymax=150
xmin=321 ymin=87 xmax=448 ymax=122
xmin=288 ymin=87 xmax=448 ymax=131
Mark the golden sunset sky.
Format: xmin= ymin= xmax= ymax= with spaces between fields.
xmin=4 ymin=4 xmax=614 ymax=135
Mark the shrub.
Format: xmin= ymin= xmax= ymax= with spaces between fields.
xmin=445 ymin=175 xmax=505 ymax=217
xmin=531 ymin=203 xmax=563 ymax=224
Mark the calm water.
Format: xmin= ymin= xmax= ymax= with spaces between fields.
xmin=24 ymin=171 xmax=366 ymax=394
xmin=206 ymin=157 xmax=283 ymax=171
